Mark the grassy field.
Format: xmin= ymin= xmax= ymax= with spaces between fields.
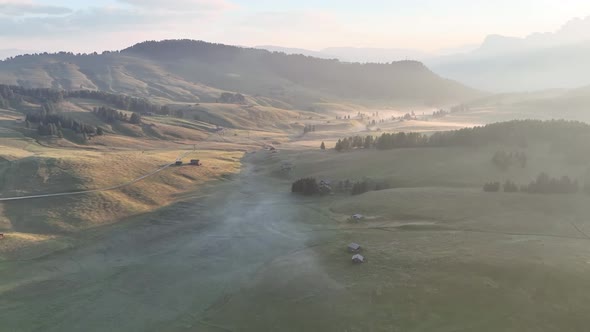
xmin=3 ymin=89 xmax=590 ymax=330
xmin=184 ymin=139 xmax=590 ymax=331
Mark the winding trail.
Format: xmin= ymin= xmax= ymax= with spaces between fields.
xmin=0 ymin=151 xmax=193 ymax=202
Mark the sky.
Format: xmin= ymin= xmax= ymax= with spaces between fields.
xmin=1 ymin=0 xmax=590 ymax=53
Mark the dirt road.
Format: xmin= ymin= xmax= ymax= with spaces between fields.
xmin=0 ymin=154 xmax=335 ymax=331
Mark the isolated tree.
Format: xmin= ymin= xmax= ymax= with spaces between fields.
xmin=96 ymin=127 xmax=104 ymax=136
xmin=320 ymin=141 xmax=326 ymax=150
xmin=335 ymin=139 xmax=343 ymax=152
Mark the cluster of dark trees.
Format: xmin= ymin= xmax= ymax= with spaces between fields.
xmin=303 ymin=124 xmax=316 ymax=134
xmin=218 ymin=92 xmax=246 ymax=104
xmin=332 ymin=178 xmax=391 ymax=195
xmin=374 ymin=132 xmax=429 ymax=149
xmin=334 ymin=120 xmax=590 ymax=152
xmin=484 ymin=173 xmax=580 ymax=194
xmin=525 ymin=173 xmax=580 ymax=194
xmin=69 ymin=90 xmax=170 ymax=115
xmin=335 ymin=135 xmax=375 ymax=151
xmin=92 ymin=107 xmax=141 ymax=124
xmin=291 ymin=178 xmax=320 ymax=195
xmin=36 ymin=122 xmax=63 ymax=137
xmin=492 ymin=151 xmax=527 ymax=170
xmin=292 ymin=177 xmax=392 ymax=196
xmin=432 ymin=109 xmax=449 ymax=118
xmin=483 ymin=180 xmax=519 ymax=193
xmin=401 ymin=112 xmax=417 ymax=121
xmin=0 ymin=84 xmax=170 ymax=115
xmin=25 ymin=104 xmax=100 ymax=138
xmin=350 ymin=179 xmax=392 ymax=195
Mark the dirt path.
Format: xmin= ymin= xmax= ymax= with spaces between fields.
xmin=0 ymin=151 xmax=193 ymax=202
xmin=0 ymin=154 xmax=335 ymax=331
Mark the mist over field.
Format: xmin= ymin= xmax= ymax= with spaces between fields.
xmin=1 ymin=1 xmax=590 ymax=331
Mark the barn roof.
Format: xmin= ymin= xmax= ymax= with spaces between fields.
xmin=348 ymin=243 xmax=361 ymax=250
xmin=352 ymin=254 xmax=364 ymax=262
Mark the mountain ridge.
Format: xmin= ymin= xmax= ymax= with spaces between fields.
xmin=0 ymin=39 xmax=482 ymax=107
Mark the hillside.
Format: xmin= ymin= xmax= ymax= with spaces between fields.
xmin=0 ymin=40 xmax=481 ymax=107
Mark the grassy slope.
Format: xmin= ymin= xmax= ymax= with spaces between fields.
xmin=0 ymin=147 xmax=243 ymax=258
xmin=0 ymin=102 xmax=253 ymax=259
xmin=198 ymin=142 xmax=590 ymax=331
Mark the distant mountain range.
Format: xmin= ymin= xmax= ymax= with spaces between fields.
xmin=429 ymin=16 xmax=590 ymax=92
xmin=256 ymin=45 xmax=433 ymax=63
xmin=258 ymin=16 xmax=590 ymax=92
xmin=0 ymin=40 xmax=480 ymax=107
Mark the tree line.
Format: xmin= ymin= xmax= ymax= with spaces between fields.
xmin=292 ymin=177 xmax=392 ymax=196
xmin=492 ymin=150 xmax=527 ymax=170
xmin=25 ymin=103 xmax=101 ymax=138
xmin=334 ymin=120 xmax=590 ymax=152
xmin=484 ymin=173 xmax=580 ymax=194
xmin=92 ymin=106 xmax=142 ymax=124
xmin=0 ymin=84 xmax=170 ymax=115
xmin=335 ymin=135 xmax=375 ymax=151
xmin=348 ymin=178 xmax=392 ymax=195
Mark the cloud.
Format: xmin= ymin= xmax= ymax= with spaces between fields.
xmin=0 ymin=7 xmax=151 ymax=36
xmin=0 ymin=0 xmax=233 ymax=39
xmin=118 ymin=0 xmax=236 ymax=12
xmin=0 ymin=1 xmax=72 ymax=16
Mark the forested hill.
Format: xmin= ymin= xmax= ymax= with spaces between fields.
xmin=0 ymin=40 xmax=482 ymax=107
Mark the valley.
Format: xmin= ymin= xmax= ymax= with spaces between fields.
xmin=3 ymin=128 xmax=590 ymax=331
xmin=1 ymin=38 xmax=590 ymax=332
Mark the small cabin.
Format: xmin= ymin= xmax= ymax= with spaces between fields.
xmin=190 ymin=159 xmax=201 ymax=166
xmin=352 ymin=254 xmax=365 ymax=264
xmin=175 ymin=161 xmax=183 ymax=166
xmin=348 ymin=243 xmax=361 ymax=253
xmin=351 ymin=214 xmax=364 ymax=221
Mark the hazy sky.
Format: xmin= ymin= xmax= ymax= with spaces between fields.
xmin=2 ymin=0 xmax=590 ymax=53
